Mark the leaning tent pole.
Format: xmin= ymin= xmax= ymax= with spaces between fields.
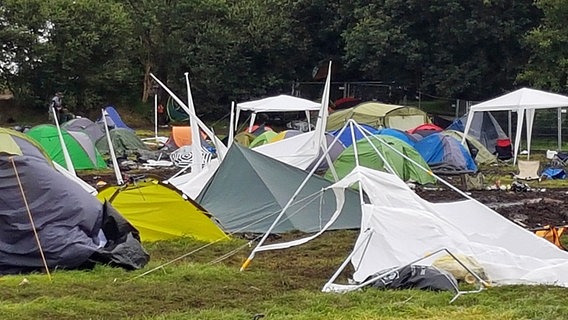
xmin=10 ymin=157 xmax=52 ymax=281
xmin=185 ymin=72 xmax=203 ymax=174
xmin=150 ymin=73 xmax=226 ymax=161
xmin=240 ymin=119 xmax=343 ymax=272
xmin=154 ymin=91 xmax=158 ymax=144
xmin=101 ymin=109 xmax=124 ymax=185
xmin=51 ymin=106 xmax=76 ymax=176
xmin=228 ymin=101 xmax=235 ymax=148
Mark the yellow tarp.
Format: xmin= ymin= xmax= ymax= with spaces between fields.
xmin=97 ymin=179 xmax=228 ymax=242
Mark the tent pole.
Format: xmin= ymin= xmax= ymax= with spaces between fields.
xmin=322 ymin=229 xmax=373 ymax=292
xmin=508 ymin=110 xmax=512 ymax=142
xmin=101 ymin=109 xmax=124 ymax=185
xmin=10 ymin=157 xmax=52 ymax=281
xmin=150 ymin=73 xmax=226 ymax=161
xmin=154 ymin=93 xmax=158 ymax=143
xmin=185 ymin=72 xmax=203 ymax=174
xmin=228 ymin=101 xmax=235 ymax=148
xmin=558 ymin=108 xmax=562 ymax=151
xmin=52 ymin=106 xmax=76 ymax=176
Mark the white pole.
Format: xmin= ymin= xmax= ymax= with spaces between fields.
xmin=101 ymin=109 xmax=124 ymax=185
xmin=185 ymin=72 xmax=203 ymax=174
xmin=154 ymin=93 xmax=158 ymax=144
xmin=52 ymin=107 xmax=76 ymax=176
xmin=228 ymin=101 xmax=235 ymax=148
xmin=150 ymin=73 xmax=226 ymax=161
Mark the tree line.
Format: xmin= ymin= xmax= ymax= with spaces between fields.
xmin=0 ymin=0 xmax=566 ymax=117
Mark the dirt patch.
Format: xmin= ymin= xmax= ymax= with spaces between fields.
xmin=416 ymin=186 xmax=568 ymax=229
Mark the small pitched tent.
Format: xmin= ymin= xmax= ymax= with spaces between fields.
xmin=196 ymin=144 xmax=362 ymax=233
xmin=0 ymin=128 xmax=148 ymax=274
xmin=414 ymin=133 xmax=477 ymax=174
xmin=268 ymin=130 xmax=303 ymax=143
xmin=62 ymin=118 xmax=105 ymax=143
xmin=325 ymin=134 xmax=435 ymax=185
xmin=407 ymin=123 xmax=443 ymax=138
xmin=27 ymin=124 xmax=107 ymax=170
xmin=327 ymin=102 xmax=430 ymax=131
xmin=447 ymin=111 xmax=507 ymax=154
xmin=97 ymin=176 xmax=227 ymax=242
xmin=375 ymin=128 xmax=418 ymax=146
xmin=329 ymin=124 xmax=379 ymax=148
xmin=163 ymin=126 xmax=208 ymax=150
xmin=95 ymin=128 xmax=149 ymax=157
xmin=97 ymin=105 xmax=134 ymax=131
xmin=249 ymin=130 xmax=279 ymax=148
xmin=441 ymin=130 xmax=497 ymax=165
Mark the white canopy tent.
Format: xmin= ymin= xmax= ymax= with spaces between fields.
xmin=252 ymin=62 xmax=333 ymax=170
xmin=235 ymin=94 xmax=320 ymax=133
xmin=463 ymin=87 xmax=568 ymax=163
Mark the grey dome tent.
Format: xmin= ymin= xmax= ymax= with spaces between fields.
xmin=0 ymin=128 xmax=149 ymax=274
xmin=196 ymin=144 xmax=361 ymax=234
xmin=62 ymin=117 xmax=106 ymax=143
xmin=95 ymin=128 xmax=149 ymax=157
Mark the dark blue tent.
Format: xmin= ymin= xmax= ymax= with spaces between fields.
xmin=98 ymin=106 xmax=134 ymax=131
xmin=376 ymin=128 xmax=418 ymax=146
xmin=414 ymin=133 xmax=477 ymax=174
xmin=329 ymin=124 xmax=379 ymax=148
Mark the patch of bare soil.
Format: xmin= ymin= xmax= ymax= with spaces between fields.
xmin=416 ymin=186 xmax=568 ymax=230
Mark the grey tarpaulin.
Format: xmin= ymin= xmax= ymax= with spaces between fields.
xmin=366 ymin=265 xmax=458 ymax=293
xmin=0 ymin=130 xmax=149 ymax=274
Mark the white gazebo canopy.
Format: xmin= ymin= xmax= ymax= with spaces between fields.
xmin=463 ymin=87 xmax=568 ymax=163
xmin=235 ymin=94 xmax=320 ymax=133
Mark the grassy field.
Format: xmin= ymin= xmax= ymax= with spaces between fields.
xmin=2 ymin=231 xmax=568 ymax=320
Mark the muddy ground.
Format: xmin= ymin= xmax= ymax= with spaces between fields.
xmin=81 ymin=168 xmax=568 ymax=231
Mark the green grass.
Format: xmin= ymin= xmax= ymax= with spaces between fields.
xmin=2 ymin=232 xmax=568 ymax=320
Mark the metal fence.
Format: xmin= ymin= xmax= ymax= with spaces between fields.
xmin=292 ymin=81 xmax=568 ymax=144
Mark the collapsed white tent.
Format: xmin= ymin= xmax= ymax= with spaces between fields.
xmin=243 ymin=165 xmax=568 ymax=291
xmin=235 ymin=94 xmax=320 ymax=133
xmin=325 ymin=167 xmax=568 ymax=289
xmin=463 ymin=87 xmax=568 ymax=163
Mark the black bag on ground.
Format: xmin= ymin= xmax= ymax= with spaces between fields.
xmin=365 ymin=265 xmax=458 ymax=293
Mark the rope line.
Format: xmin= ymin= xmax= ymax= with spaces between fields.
xmin=10 ymin=157 xmax=52 ymax=281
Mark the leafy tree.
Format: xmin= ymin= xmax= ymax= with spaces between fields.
xmin=342 ymin=0 xmax=540 ymax=100
xmin=519 ymin=0 xmax=568 ymax=92
xmin=1 ymin=0 xmax=137 ymax=112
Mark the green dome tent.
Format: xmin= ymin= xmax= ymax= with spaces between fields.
xmin=325 ymin=134 xmax=436 ymax=185
xmin=249 ymin=130 xmax=278 ymax=148
xmin=95 ymin=128 xmax=149 ymax=157
xmin=327 ymin=102 xmax=430 ymax=131
xmin=26 ymin=124 xmax=107 ymax=170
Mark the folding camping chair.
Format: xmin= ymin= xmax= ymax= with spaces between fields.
xmin=513 ymin=160 xmax=541 ymax=181
xmin=550 ymin=151 xmax=568 ymax=168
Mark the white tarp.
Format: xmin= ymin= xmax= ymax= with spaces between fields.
xmin=332 ymin=166 xmax=568 ymax=286
xmin=167 ymin=158 xmax=220 ymax=199
xmin=463 ymin=87 xmax=568 ymax=163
